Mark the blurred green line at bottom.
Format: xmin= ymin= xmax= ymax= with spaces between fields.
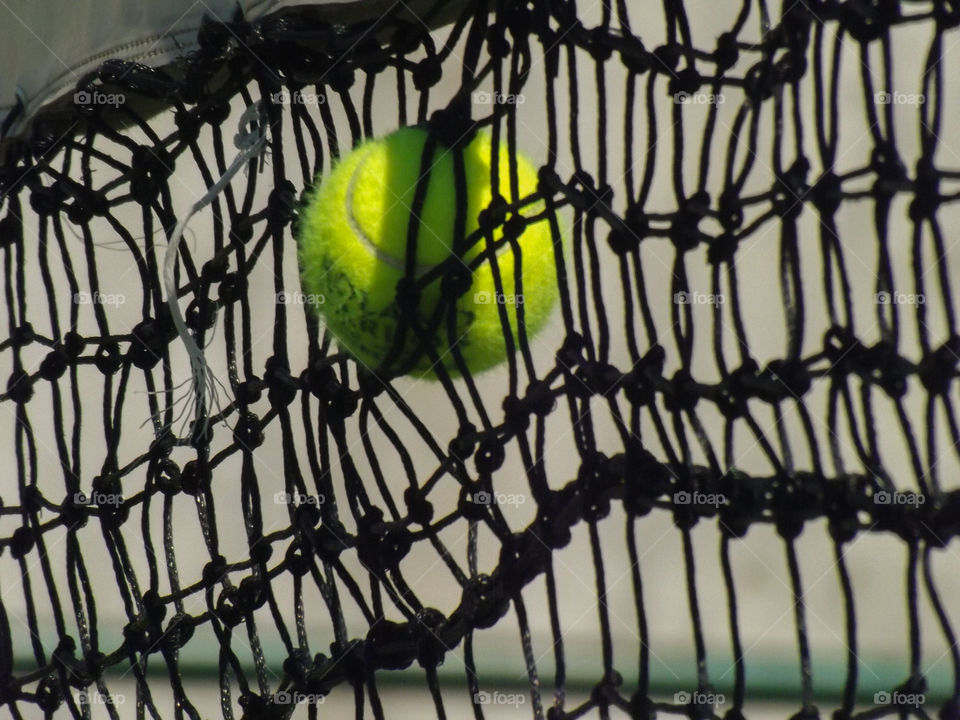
xmin=16 ymin=652 xmax=952 ymax=704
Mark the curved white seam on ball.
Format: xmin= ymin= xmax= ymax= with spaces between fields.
xmin=346 ymin=156 xmax=435 ymax=278
xmin=344 ymin=146 xmax=523 ymax=280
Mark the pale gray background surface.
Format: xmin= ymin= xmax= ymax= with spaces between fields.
xmin=2 ymin=1 xmax=959 ymax=718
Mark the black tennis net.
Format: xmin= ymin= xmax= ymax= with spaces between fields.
xmin=1 ymin=1 xmax=959 ymax=719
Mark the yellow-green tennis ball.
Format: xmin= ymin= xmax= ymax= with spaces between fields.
xmin=296 ymin=126 xmax=558 ymax=376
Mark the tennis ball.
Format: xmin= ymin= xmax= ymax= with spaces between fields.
xmin=296 ymin=126 xmax=558 ymax=376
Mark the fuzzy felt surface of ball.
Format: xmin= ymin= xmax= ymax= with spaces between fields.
xmin=296 ymin=126 xmax=559 ymax=376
